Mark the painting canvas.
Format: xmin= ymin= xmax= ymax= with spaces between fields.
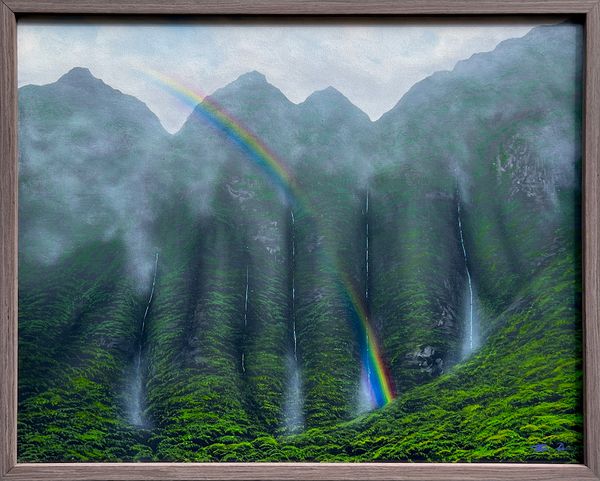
xmin=17 ymin=17 xmax=583 ymax=463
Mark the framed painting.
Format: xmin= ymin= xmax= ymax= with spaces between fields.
xmin=1 ymin=1 xmax=599 ymax=480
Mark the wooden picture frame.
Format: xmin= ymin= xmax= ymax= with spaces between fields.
xmin=1 ymin=1 xmax=599 ymax=479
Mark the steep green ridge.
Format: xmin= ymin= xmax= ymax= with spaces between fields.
xmin=17 ymin=23 xmax=582 ymax=462
xmin=18 ymin=240 xmax=142 ymax=461
xmin=144 ymin=163 xmax=293 ymax=460
xmin=283 ymin=246 xmax=581 ymax=462
xmin=370 ymin=23 xmax=583 ymax=394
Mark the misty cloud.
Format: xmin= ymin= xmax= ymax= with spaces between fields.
xmin=17 ymin=23 xmax=581 ymax=293
xmin=17 ymin=18 xmax=553 ymax=133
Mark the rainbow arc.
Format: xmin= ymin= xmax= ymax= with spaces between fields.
xmin=140 ymin=68 xmax=395 ymax=409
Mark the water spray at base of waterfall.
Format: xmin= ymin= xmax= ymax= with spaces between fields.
xmin=283 ymin=354 xmax=304 ymax=434
xmin=357 ymin=368 xmax=376 ymax=414
xmin=128 ymin=251 xmax=159 ymax=427
xmin=461 ymin=287 xmax=480 ymax=359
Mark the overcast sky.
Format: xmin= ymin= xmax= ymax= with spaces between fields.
xmin=18 ymin=18 xmax=555 ymax=133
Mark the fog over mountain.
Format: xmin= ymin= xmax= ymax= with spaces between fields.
xmin=17 ymin=23 xmax=583 ymax=463
xmin=18 ymin=19 xmax=545 ymax=132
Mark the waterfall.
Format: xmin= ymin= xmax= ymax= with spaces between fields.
xmin=244 ymin=265 xmax=249 ymax=328
xmin=365 ymin=190 xmax=369 ymax=298
xmin=242 ymin=265 xmax=249 ymax=372
xmin=129 ymin=251 xmax=159 ymax=427
xmin=283 ymin=208 xmax=303 ymax=433
xmin=358 ymin=189 xmax=375 ymax=413
xmin=291 ymin=211 xmax=297 ymax=361
xmin=456 ymin=198 xmax=475 ymax=355
xmin=365 ymin=190 xmax=372 ymax=385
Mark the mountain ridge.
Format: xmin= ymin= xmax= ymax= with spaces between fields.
xmin=22 ymin=22 xmax=577 ymax=136
xmin=20 ymin=22 xmax=574 ymax=137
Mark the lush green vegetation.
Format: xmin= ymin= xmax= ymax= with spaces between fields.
xmin=17 ymin=24 xmax=582 ymax=462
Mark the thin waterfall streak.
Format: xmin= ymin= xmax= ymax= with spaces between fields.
xmin=291 ymin=209 xmax=297 ymax=361
xmin=284 ymin=209 xmax=303 ymax=433
xmin=242 ymin=264 xmax=249 ymax=372
xmin=365 ymin=189 xmax=369 ymax=301
xmin=136 ymin=251 xmax=159 ymax=369
xmin=365 ymin=224 xmax=369 ymax=297
xmin=365 ymin=190 xmax=372 ymax=385
xmin=131 ymin=251 xmax=159 ymax=426
xmin=457 ymin=199 xmax=474 ymax=351
xmin=244 ymin=265 xmax=249 ymax=328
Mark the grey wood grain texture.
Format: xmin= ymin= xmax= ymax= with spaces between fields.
xmin=0 ymin=1 xmax=598 ymax=480
xmin=3 ymin=462 xmax=600 ymax=481
xmin=0 ymin=1 xmax=17 ymax=479
xmin=584 ymin=0 xmax=600 ymax=477
xmin=1 ymin=0 xmax=599 ymax=14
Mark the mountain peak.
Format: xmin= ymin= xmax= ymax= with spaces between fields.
xmin=236 ymin=70 xmax=267 ymax=83
xmin=301 ymin=86 xmax=371 ymax=121
xmin=211 ymin=70 xmax=281 ymax=97
xmin=304 ymin=86 xmax=347 ymax=103
xmin=57 ymin=67 xmax=105 ymax=88
xmin=204 ymin=69 xmax=292 ymax=116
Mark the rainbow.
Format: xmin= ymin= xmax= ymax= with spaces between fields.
xmin=141 ymin=68 xmax=297 ymax=205
xmin=339 ymin=270 xmax=395 ymax=407
xmin=139 ymin=68 xmax=395 ymax=409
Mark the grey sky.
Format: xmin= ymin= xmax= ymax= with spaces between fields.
xmin=18 ymin=18 xmax=553 ymax=133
